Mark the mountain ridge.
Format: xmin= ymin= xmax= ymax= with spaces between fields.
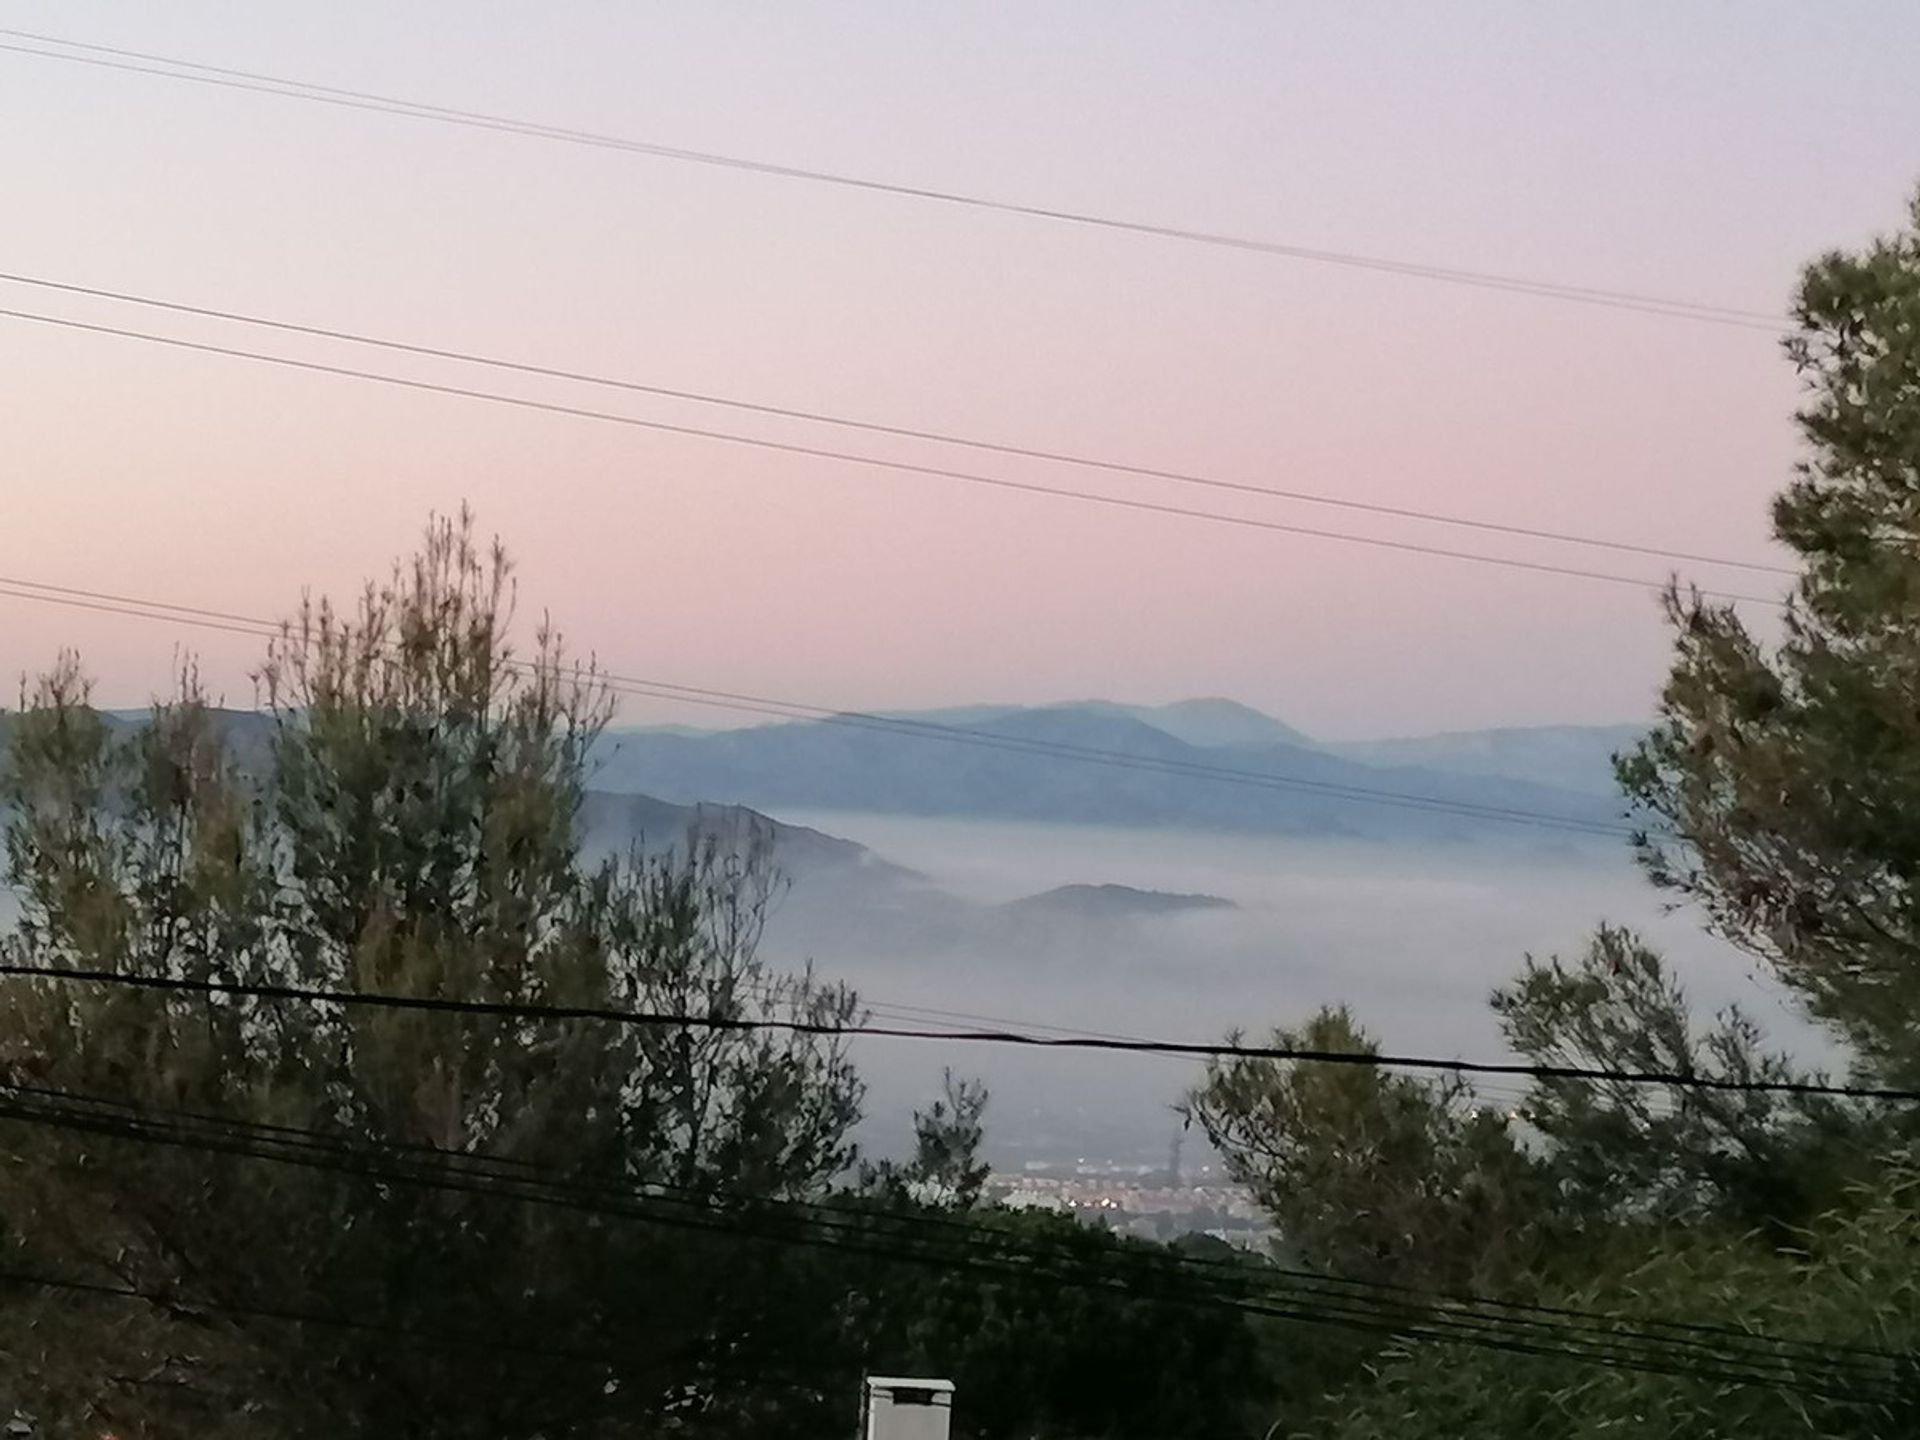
xmin=1326 ymin=723 xmax=1644 ymax=796
xmin=4 ymin=703 xmax=1641 ymax=843
xmin=593 ymin=702 xmax=1629 ymax=843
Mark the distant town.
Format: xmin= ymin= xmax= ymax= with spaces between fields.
xmin=988 ymin=1163 xmax=1273 ymax=1248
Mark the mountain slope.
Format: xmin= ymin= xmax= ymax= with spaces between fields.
xmin=1089 ymin=699 xmax=1314 ymax=750
xmin=0 ymin=710 xmax=912 ymax=888
xmin=578 ymin=791 xmax=918 ymax=882
xmin=1327 ymin=724 xmax=1644 ymax=797
xmin=873 ymin=699 xmax=1312 ymax=749
xmin=593 ymin=704 xmax=1624 ymax=843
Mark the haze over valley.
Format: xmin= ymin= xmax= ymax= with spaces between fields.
xmin=0 ymin=696 xmax=1810 ymax=1168
xmin=575 ymin=698 xmax=1814 ymax=1165
xmin=9 ymin=10 xmax=1918 ymax=1429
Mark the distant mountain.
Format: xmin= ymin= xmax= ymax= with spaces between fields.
xmin=1003 ymin=884 xmax=1236 ymax=917
xmin=0 ymin=711 xmax=913 ymax=887
xmin=1081 ymin=699 xmax=1314 ymax=750
xmin=1327 ymin=724 xmax=1644 ymax=797
xmin=872 ymin=698 xmax=1311 ymax=750
xmin=578 ymin=791 xmax=917 ymax=883
xmin=5 ymin=704 xmax=1638 ymax=847
xmin=0 ymin=708 xmax=280 ymax=773
xmin=592 ymin=703 xmax=1625 ymax=844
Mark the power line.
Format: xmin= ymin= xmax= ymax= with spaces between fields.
xmin=7 ymin=1259 xmax=840 ymax=1415
xmin=0 ymin=272 xmax=1793 ymax=579
xmin=67 ymin=1093 xmax=1920 ymax=1396
xmin=3 ymin=1186 xmax=1857 ymax=1407
xmin=0 ymin=304 xmax=1789 ymax=610
xmin=0 ymin=573 xmax=1645 ymax=837
xmin=1 ymin=1257 xmax=854 ymax=1416
xmin=1 ymin=961 xmax=1908 ymax=1103
xmin=735 ymin=972 xmax=1187 ymax=1056
xmin=580 ymin=675 xmax=1641 ymax=836
xmin=3 ymin=675 xmax=1889 ymax=1397
xmin=15 ymin=1073 xmax=1897 ymax=1374
xmin=0 ymin=1082 xmax=1895 ymax=1400
xmin=0 ymin=30 xmax=1789 ymax=334
xmin=0 ymin=1266 xmax=621 ymax=1369
xmin=0 ymin=581 xmax=277 ymax=641
xmin=0 ymin=571 xmax=1632 ymax=836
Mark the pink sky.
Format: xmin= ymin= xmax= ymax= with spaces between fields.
xmin=4 ymin=3 xmax=1917 ymax=739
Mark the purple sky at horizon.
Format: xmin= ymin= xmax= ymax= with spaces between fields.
xmin=4 ymin=4 xmax=1917 ymax=741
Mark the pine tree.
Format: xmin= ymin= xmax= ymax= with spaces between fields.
xmin=0 ymin=514 xmax=863 ymax=1437
xmin=1621 ymin=192 xmax=1920 ymax=1084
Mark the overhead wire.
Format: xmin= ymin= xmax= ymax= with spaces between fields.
xmin=0 ymin=1080 xmax=1897 ymax=1401
xmin=766 ymin=985 xmax=1177 ymax=1054
xmin=0 ymin=25 xmax=1887 ymax=1400
xmin=0 ymin=1266 xmax=621 ymax=1370
xmin=0 ymin=573 xmax=1646 ymax=837
xmin=580 ymin=675 xmax=1643 ymax=836
xmin=0 ymin=31 xmax=1789 ymax=334
xmin=10 ymin=1072 xmax=1897 ymax=1372
xmin=0 ymin=961 xmax=1907 ymax=1103
xmin=7 ymin=1208 xmax=1860 ymax=1407
xmin=0 ymin=691 xmax=1881 ymax=1397
xmin=0 ymin=272 xmax=1793 ymax=579
xmin=0 ymin=1265 xmax=856 ymax=1416
xmin=0 ymin=304 xmax=1791 ymax=611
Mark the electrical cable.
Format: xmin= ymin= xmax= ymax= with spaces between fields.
xmin=0 ymin=1084 xmax=1894 ymax=1401
xmin=0 ymin=961 xmax=1907 ymax=1103
xmin=0 ymin=573 xmax=1648 ymax=838
xmin=13 ymin=1073 xmax=1898 ymax=1372
xmin=0 ymin=33 xmax=1789 ymax=334
xmin=0 ymin=1265 xmax=621 ymax=1368
xmin=0 ymin=305 xmax=1790 ymax=610
xmin=0 ymin=271 xmax=1793 ymax=578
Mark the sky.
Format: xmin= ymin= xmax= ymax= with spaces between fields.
xmin=3 ymin=3 xmax=1918 ymax=740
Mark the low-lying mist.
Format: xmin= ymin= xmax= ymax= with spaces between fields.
xmin=0 ymin=809 xmax=1832 ymax=1176
xmin=755 ymin=813 xmax=1833 ymax=1170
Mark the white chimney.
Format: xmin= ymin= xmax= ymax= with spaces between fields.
xmin=862 ymin=1377 xmax=954 ymax=1440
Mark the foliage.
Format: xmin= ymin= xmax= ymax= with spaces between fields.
xmin=767 ymin=1204 xmax=1279 ymax=1440
xmin=864 ymin=1069 xmax=993 ymax=1208
xmin=1189 ymin=946 xmax=1914 ymax=1435
xmin=0 ymin=515 xmax=863 ymax=1438
xmin=1315 ymin=1166 xmax=1920 ymax=1440
xmin=1186 ymin=1007 xmax=1549 ymax=1294
xmin=1620 ymin=192 xmax=1920 ymax=1085
xmin=1193 ymin=192 xmax=1920 ymax=1434
xmin=1492 ymin=925 xmax=1874 ymax=1238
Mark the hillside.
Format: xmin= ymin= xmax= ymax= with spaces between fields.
xmin=1 ymin=710 xmax=909 ymax=888
xmin=577 ymin=790 xmax=916 ymax=882
xmin=592 ymin=703 xmax=1626 ymax=844
xmin=1326 ymin=724 xmax=1644 ymax=797
xmin=1085 ymin=699 xmax=1315 ymax=750
xmin=5 ymin=703 xmax=1639 ymax=846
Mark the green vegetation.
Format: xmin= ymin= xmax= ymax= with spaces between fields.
xmin=0 ymin=517 xmax=1277 ymax=1439
xmin=1191 ymin=192 xmax=1920 ymax=1436
xmin=0 ymin=519 xmax=866 ymax=1436
xmin=4 ymin=191 xmax=1920 ymax=1436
